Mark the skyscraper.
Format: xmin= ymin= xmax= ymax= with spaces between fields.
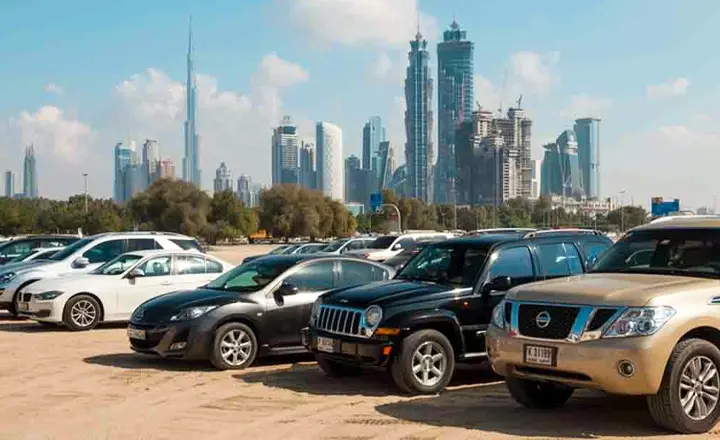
xmin=316 ymin=121 xmax=344 ymax=201
xmin=344 ymin=155 xmax=361 ymax=202
xmin=182 ymin=17 xmax=201 ymax=188
xmin=4 ymin=171 xmax=16 ymax=198
xmin=493 ymin=105 xmax=533 ymax=197
xmin=237 ymin=174 xmax=253 ymax=206
xmin=361 ymin=116 xmax=387 ymax=176
xmin=299 ymin=140 xmax=316 ymax=190
xmin=213 ymin=162 xmax=233 ymax=193
xmin=404 ymin=30 xmax=434 ymax=203
xmin=113 ymin=142 xmax=133 ymax=202
xmin=123 ymin=147 xmax=144 ymax=201
xmin=541 ymin=130 xmax=583 ymax=198
xmin=155 ymin=159 xmax=176 ymax=180
xmin=142 ymin=139 xmax=160 ymax=188
xmin=436 ymin=19 xmax=474 ymax=204
xmin=574 ymin=118 xmax=601 ymax=199
xmin=271 ymin=116 xmax=299 ymax=186
xmin=23 ymin=144 xmax=38 ymax=198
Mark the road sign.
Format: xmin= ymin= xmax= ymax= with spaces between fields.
xmin=651 ymin=198 xmax=680 ymax=217
xmin=370 ymin=192 xmax=383 ymax=212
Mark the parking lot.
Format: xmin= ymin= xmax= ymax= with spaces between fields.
xmin=0 ymin=245 xmax=715 ymax=439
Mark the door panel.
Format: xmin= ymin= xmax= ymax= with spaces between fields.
xmin=116 ymin=255 xmax=173 ymax=319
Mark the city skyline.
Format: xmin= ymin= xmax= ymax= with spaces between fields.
xmin=1 ymin=0 xmax=718 ymax=209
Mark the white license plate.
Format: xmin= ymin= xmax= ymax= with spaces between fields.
xmin=317 ymin=336 xmax=335 ymax=353
xmin=17 ymin=302 xmax=29 ymax=312
xmin=127 ymin=328 xmax=146 ymax=340
xmin=524 ymin=344 xmax=556 ymax=367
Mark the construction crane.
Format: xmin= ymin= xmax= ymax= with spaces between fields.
xmin=516 ymin=94 xmax=523 ymax=109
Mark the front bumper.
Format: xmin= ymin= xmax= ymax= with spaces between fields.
xmin=486 ymin=326 xmax=670 ymax=395
xmin=127 ymin=318 xmax=213 ymax=361
xmin=16 ymin=296 xmax=58 ymax=321
xmin=302 ymin=327 xmax=395 ymax=368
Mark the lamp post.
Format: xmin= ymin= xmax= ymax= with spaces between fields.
xmin=618 ymin=189 xmax=626 ymax=232
xmin=83 ymin=173 xmax=89 ymax=213
xmin=381 ymin=204 xmax=402 ymax=234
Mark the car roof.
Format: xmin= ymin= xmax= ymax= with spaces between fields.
xmin=123 ymin=249 xmax=207 ymax=258
xmin=637 ymin=216 xmax=720 ymax=230
xmin=434 ymin=230 xmax=607 ymax=248
xmin=251 ymin=253 xmax=383 ymax=266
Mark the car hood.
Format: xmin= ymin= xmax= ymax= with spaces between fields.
xmin=133 ymin=288 xmax=253 ymax=323
xmin=0 ymin=260 xmax=52 ymax=274
xmin=506 ymin=273 xmax=720 ymax=307
xmin=322 ymin=280 xmax=466 ymax=309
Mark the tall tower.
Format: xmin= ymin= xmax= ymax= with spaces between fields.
xmin=435 ymin=19 xmax=473 ymax=204
xmin=574 ymin=118 xmax=600 ymax=199
xmin=23 ymin=144 xmax=38 ymax=198
xmin=404 ymin=30 xmax=434 ymax=203
xmin=182 ymin=16 xmax=201 ymax=188
xmin=315 ymin=121 xmax=344 ymax=201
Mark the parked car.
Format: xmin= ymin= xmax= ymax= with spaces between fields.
xmin=382 ymin=241 xmax=435 ymax=271
xmin=5 ymin=247 xmax=64 ymax=264
xmin=0 ymin=232 xmax=205 ymax=316
xmin=242 ymin=242 xmax=328 ymax=264
xmin=127 ymin=255 xmax=395 ymax=370
xmin=303 ymin=229 xmax=613 ymax=394
xmin=292 ymin=243 xmax=328 ymax=255
xmin=0 ymin=235 xmax=79 ymax=265
xmin=16 ymin=250 xmax=233 ymax=330
xmin=345 ymin=233 xmax=455 ymax=262
xmin=319 ymin=237 xmax=376 ymax=255
xmin=486 ymin=217 xmax=720 ymax=434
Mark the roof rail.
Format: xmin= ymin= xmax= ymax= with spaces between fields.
xmin=523 ymin=228 xmax=604 ymax=239
xmin=649 ymin=214 xmax=720 ymax=224
xmin=466 ymin=228 xmax=537 ymax=236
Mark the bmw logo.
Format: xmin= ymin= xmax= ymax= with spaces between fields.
xmin=535 ymin=311 xmax=551 ymax=328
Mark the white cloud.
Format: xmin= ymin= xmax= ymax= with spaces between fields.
xmin=646 ymin=77 xmax=689 ymax=98
xmin=509 ymin=51 xmax=560 ymax=95
xmin=45 ymin=83 xmax=65 ymax=96
xmin=560 ymin=94 xmax=612 ymax=119
xmin=12 ymin=106 xmax=93 ymax=161
xmin=371 ymin=53 xmax=393 ymax=77
xmin=282 ymin=0 xmax=439 ymax=48
xmin=474 ymin=75 xmax=500 ymax=110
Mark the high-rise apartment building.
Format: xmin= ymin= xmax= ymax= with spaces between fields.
xmin=361 ymin=116 xmax=387 ymax=177
xmin=113 ymin=142 xmax=133 ymax=202
xmin=574 ymin=118 xmax=600 ymax=199
xmin=299 ymin=140 xmax=316 ymax=190
xmin=435 ymin=20 xmax=474 ymax=204
xmin=344 ymin=155 xmax=361 ymax=202
xmin=377 ymin=141 xmax=393 ymax=191
xmin=316 ymin=121 xmax=344 ymax=201
xmin=123 ymin=149 xmax=144 ymax=201
xmin=182 ymin=18 xmax=201 ymax=188
xmin=492 ymin=105 xmax=533 ymax=198
xmin=213 ymin=162 xmax=233 ymax=193
xmin=271 ymin=116 xmax=299 ymax=186
xmin=155 ymin=159 xmax=176 ymax=180
xmin=142 ymin=139 xmax=160 ymax=188
xmin=530 ymin=159 xmax=542 ymax=199
xmin=4 ymin=171 xmax=16 ymax=198
xmin=23 ymin=144 xmax=38 ymax=198
xmin=541 ymin=130 xmax=583 ymax=198
xmin=237 ymin=174 xmax=255 ymax=206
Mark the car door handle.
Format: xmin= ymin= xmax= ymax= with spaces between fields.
xmin=161 ymin=281 xmax=173 ymax=286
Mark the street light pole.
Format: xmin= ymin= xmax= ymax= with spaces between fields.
xmin=382 ymin=204 xmax=402 ymax=234
xmin=618 ymin=190 xmax=626 ymax=232
xmin=83 ymin=173 xmax=89 ymax=213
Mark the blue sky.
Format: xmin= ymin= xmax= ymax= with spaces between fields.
xmin=1 ymin=0 xmax=719 ymax=210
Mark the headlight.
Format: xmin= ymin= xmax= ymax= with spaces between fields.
xmin=0 ymin=272 xmax=16 ymax=284
xmin=491 ymin=300 xmax=506 ymax=329
xmin=36 ymin=290 xmax=64 ymax=301
xmin=603 ymin=306 xmax=675 ymax=338
xmin=363 ymin=305 xmax=383 ymax=328
xmin=309 ymin=297 xmax=322 ymax=325
xmin=169 ymin=305 xmax=218 ymax=321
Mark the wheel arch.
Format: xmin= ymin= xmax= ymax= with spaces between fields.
xmin=399 ymin=312 xmax=466 ymax=358
xmin=678 ymin=326 xmax=720 ymax=350
xmin=212 ymin=314 xmax=261 ymax=343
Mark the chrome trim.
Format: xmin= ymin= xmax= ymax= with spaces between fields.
xmin=709 ymin=296 xmax=720 ymax=305
xmin=315 ymin=304 xmax=369 ymax=338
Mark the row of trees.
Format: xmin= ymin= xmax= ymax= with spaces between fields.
xmin=0 ymin=179 xmax=649 ymax=241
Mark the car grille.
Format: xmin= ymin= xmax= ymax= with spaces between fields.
xmin=586 ymin=308 xmax=618 ymax=331
xmin=517 ymin=304 xmax=579 ymax=340
xmin=315 ymin=305 xmax=363 ymax=337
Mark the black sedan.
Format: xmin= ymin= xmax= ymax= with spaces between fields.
xmin=127 ymin=255 xmax=395 ymax=370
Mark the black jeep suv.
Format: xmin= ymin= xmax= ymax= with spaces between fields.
xmin=302 ymin=229 xmax=613 ymax=394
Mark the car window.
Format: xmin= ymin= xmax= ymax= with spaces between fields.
xmin=136 ymin=256 xmax=172 ymax=277
xmin=345 ymin=240 xmax=365 ymax=251
xmin=93 ymin=254 xmax=144 ymax=275
xmin=176 ymin=255 xmax=207 ymax=274
xmin=170 ymin=238 xmax=204 ymax=252
xmin=563 ymin=243 xmax=584 ymax=275
xmin=285 ymin=261 xmax=335 ymax=292
xmin=83 ymin=239 xmax=126 ymax=264
xmin=206 ymin=258 xmax=224 ymax=273
xmin=337 ymin=261 xmax=390 ymax=288
xmin=126 ymin=238 xmax=159 ymax=252
xmin=580 ymin=241 xmax=611 ymax=269
xmin=41 ymin=239 xmax=71 ymax=248
xmin=0 ymin=240 xmax=37 ymax=258
xmin=486 ymin=246 xmax=535 ymax=284
xmin=395 ymin=237 xmax=415 ymax=250
xmin=397 ymin=244 xmax=489 ymax=287
xmin=536 ymin=243 xmax=574 ymax=278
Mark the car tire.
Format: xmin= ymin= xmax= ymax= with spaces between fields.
xmin=6 ymin=299 xmax=18 ymax=317
xmin=506 ymin=375 xmax=574 ymax=409
xmin=390 ymin=329 xmax=455 ymax=395
xmin=210 ymin=322 xmax=258 ymax=370
xmin=647 ymin=338 xmax=720 ymax=434
xmin=316 ymin=354 xmax=361 ymax=377
xmin=63 ymin=295 xmax=102 ymax=331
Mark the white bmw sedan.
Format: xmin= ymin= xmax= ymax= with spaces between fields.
xmin=16 ymin=250 xmax=234 ymax=331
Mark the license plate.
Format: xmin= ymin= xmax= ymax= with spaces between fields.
xmin=524 ymin=344 xmax=557 ymax=367
xmin=127 ymin=328 xmax=146 ymax=340
xmin=316 ymin=336 xmax=335 ymax=353
xmin=17 ymin=302 xmax=29 ymax=312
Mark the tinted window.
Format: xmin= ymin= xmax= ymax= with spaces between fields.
xmin=206 ymin=259 xmax=224 ymax=273
xmin=207 ymin=260 xmax=295 ymax=292
xmin=369 ymin=236 xmax=398 ymax=249
xmin=580 ymin=241 xmax=611 ymax=268
xmin=323 ymin=239 xmax=349 ymax=252
xmin=48 ymin=237 xmax=94 ymax=261
xmin=486 ymin=246 xmax=535 ymax=283
xmin=170 ymin=239 xmax=204 ymax=252
xmin=83 ymin=239 xmax=125 ymax=264
xmin=127 ymin=238 xmax=158 ymax=252
xmin=397 ymin=244 xmax=489 ymax=287
xmin=93 ymin=254 xmax=144 ymax=275
xmin=564 ymin=243 xmax=584 ymax=275
xmin=41 ymin=238 xmax=75 ymax=248
xmin=136 ymin=255 xmax=172 ymax=277
xmin=0 ymin=240 xmax=37 ymax=259
xmin=395 ymin=237 xmax=415 ymax=250
xmin=176 ymin=255 xmax=207 ymax=274
xmin=337 ymin=261 xmax=390 ymax=288
xmin=285 ymin=261 xmax=335 ymax=292
xmin=537 ymin=243 xmax=575 ymax=278
xmin=344 ymin=240 xmax=365 ymax=251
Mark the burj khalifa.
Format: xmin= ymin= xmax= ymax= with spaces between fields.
xmin=183 ymin=17 xmax=201 ymax=188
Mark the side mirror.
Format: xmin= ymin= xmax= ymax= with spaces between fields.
xmin=277 ymin=282 xmax=299 ymax=296
xmin=73 ymin=257 xmax=89 ymax=268
xmin=392 ymin=244 xmax=402 ymax=251
xmin=483 ymin=276 xmax=513 ymax=294
xmin=127 ymin=268 xmax=145 ymax=279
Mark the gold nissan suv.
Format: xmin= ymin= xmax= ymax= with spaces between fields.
xmin=487 ymin=217 xmax=720 ymax=434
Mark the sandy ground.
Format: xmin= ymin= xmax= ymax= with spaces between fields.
xmin=0 ymin=245 xmax=718 ymax=440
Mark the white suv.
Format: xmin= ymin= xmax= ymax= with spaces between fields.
xmin=345 ymin=233 xmax=455 ymax=262
xmin=0 ymin=232 xmax=204 ymax=316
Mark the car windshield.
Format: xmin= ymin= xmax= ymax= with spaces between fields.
xmin=269 ymin=245 xmax=289 ymax=255
xmin=395 ymin=244 xmax=489 ymax=287
xmin=7 ymin=248 xmax=40 ymax=262
xmin=369 ymin=236 xmax=398 ymax=249
xmin=591 ymin=228 xmax=720 ymax=279
xmin=92 ymin=254 xmax=144 ymax=275
xmin=205 ymin=259 xmax=296 ymax=292
xmin=323 ymin=239 xmax=349 ymax=252
xmin=281 ymin=244 xmax=301 ymax=254
xmin=48 ymin=237 xmax=94 ymax=261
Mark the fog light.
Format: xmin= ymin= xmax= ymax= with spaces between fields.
xmin=618 ymin=360 xmax=635 ymax=377
xmin=170 ymin=342 xmax=187 ymax=351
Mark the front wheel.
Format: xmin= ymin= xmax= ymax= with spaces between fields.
xmin=63 ymin=295 xmax=101 ymax=331
xmin=390 ymin=329 xmax=456 ymax=395
xmin=210 ymin=322 xmax=258 ymax=370
xmin=647 ymin=338 xmax=720 ymax=434
xmin=506 ymin=375 xmax=574 ymax=409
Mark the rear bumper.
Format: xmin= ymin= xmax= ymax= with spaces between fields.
xmin=302 ymin=327 xmax=394 ymax=368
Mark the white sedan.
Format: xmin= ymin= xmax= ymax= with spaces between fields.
xmin=16 ymin=250 xmax=234 ymax=331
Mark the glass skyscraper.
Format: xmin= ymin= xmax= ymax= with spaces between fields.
xmin=361 ymin=116 xmax=387 ymax=178
xmin=404 ymin=31 xmax=434 ymax=203
xmin=574 ymin=118 xmax=600 ymax=199
xmin=435 ymin=20 xmax=473 ymax=204
xmin=271 ymin=116 xmax=299 ymax=186
xmin=541 ymin=130 xmax=583 ymax=198
xmin=182 ymin=17 xmax=201 ymax=188
xmin=4 ymin=171 xmax=16 ymax=198
xmin=23 ymin=144 xmax=38 ymax=199
xmin=113 ymin=142 xmax=133 ymax=202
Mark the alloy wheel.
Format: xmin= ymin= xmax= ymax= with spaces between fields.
xmin=679 ymin=355 xmax=720 ymax=421
xmin=411 ymin=341 xmax=447 ymax=387
xmin=70 ymin=300 xmax=97 ymax=328
xmin=220 ymin=329 xmax=253 ymax=366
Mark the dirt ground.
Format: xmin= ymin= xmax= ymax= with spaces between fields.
xmin=0 ymin=245 xmax=717 ymax=439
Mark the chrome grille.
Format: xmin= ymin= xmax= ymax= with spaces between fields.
xmin=506 ymin=301 xmax=622 ymax=342
xmin=316 ymin=305 xmax=363 ymax=337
